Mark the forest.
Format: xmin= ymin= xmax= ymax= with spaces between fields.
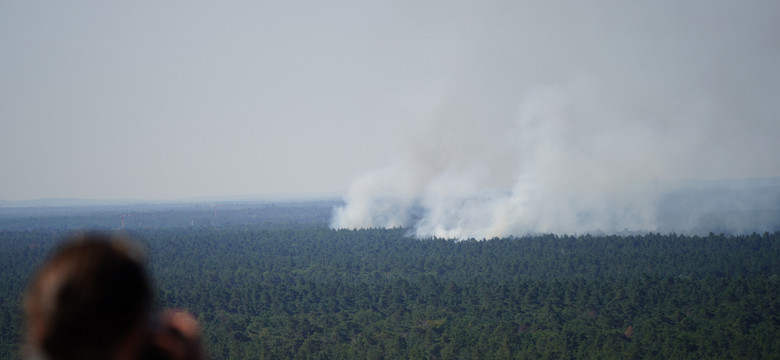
xmin=1 ymin=202 xmax=779 ymax=359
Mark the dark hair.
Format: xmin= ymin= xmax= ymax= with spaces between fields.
xmin=25 ymin=232 xmax=152 ymax=360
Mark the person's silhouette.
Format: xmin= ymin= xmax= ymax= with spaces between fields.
xmin=24 ymin=232 xmax=203 ymax=360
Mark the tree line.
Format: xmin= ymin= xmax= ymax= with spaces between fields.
xmin=1 ymin=225 xmax=779 ymax=359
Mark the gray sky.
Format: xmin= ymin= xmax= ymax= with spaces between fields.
xmin=2 ymin=1 xmax=779 ymax=202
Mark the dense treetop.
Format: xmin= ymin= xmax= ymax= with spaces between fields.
xmin=1 ymin=204 xmax=778 ymax=359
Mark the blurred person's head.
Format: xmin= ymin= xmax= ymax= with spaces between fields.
xmin=24 ymin=232 xmax=152 ymax=360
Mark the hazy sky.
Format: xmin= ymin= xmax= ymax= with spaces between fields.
xmin=2 ymin=1 xmax=779 ymax=202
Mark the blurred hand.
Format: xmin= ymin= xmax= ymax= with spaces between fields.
xmin=154 ymin=309 xmax=203 ymax=360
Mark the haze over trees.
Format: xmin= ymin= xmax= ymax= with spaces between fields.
xmin=3 ymin=2 xmax=778 ymax=357
xmin=1 ymin=202 xmax=778 ymax=359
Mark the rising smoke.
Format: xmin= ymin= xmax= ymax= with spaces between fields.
xmin=332 ymin=1 xmax=780 ymax=238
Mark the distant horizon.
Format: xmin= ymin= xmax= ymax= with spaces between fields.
xmin=4 ymin=175 xmax=779 ymax=209
xmin=0 ymin=191 xmax=345 ymax=208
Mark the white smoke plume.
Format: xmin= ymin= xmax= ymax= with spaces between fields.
xmin=332 ymin=1 xmax=780 ymax=238
xmin=334 ymin=85 xmax=661 ymax=238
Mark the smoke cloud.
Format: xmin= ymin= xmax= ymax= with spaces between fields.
xmin=332 ymin=1 xmax=780 ymax=238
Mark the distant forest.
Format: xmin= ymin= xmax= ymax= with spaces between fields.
xmin=1 ymin=202 xmax=779 ymax=359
